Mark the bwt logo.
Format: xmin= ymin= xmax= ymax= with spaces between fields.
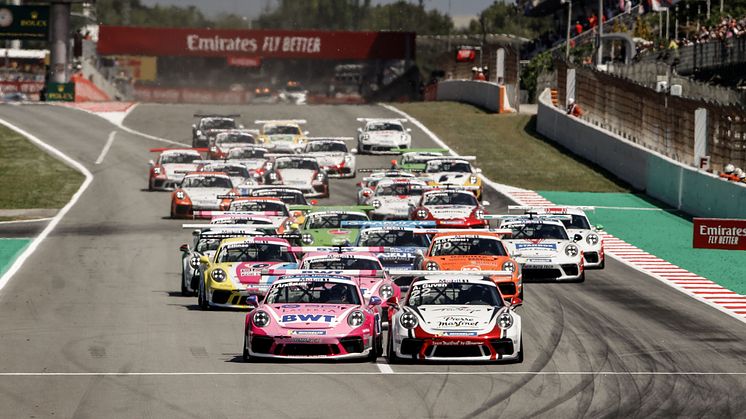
xmin=282 ymin=314 xmax=335 ymax=323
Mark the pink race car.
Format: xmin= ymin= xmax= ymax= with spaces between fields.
xmin=243 ymin=273 xmax=383 ymax=361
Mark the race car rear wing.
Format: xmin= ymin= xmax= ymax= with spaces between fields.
xmin=411 ymin=228 xmax=512 ymax=237
xmin=302 ymin=205 xmax=375 ymax=213
xmin=149 ymin=147 xmax=208 ymax=153
xmin=507 ymin=205 xmax=596 ymax=213
xmin=424 ymin=185 xmax=481 ymax=192
xmin=340 ymin=220 xmax=436 ymax=228
xmin=289 ymin=246 xmax=386 ymax=253
xmin=254 ymin=119 xmax=307 ymax=125
xmin=193 ymin=210 xmax=286 ymax=217
xmin=356 ymin=118 xmax=408 ymax=123
xmin=422 ymin=156 xmax=477 ymax=161
xmin=358 ymin=168 xmax=422 ymax=174
xmin=257 ymin=269 xmax=513 ymax=278
xmin=483 ymin=214 xmax=572 ymax=221
xmin=194 ymin=113 xmax=240 ymax=118
xmin=392 ymin=148 xmax=448 ymax=154
xmin=304 ymin=137 xmax=355 ymax=141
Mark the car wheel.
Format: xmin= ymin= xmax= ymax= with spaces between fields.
xmin=598 ymin=259 xmax=605 ymax=269
xmin=575 ymin=271 xmax=586 ymax=283
xmin=180 ymin=268 xmax=190 ymax=296
xmin=516 ymin=340 xmax=524 ymax=363
xmin=148 ymin=178 xmax=154 ymax=191
xmin=367 ymin=334 xmax=383 ymax=362
xmin=243 ymin=332 xmax=252 ymax=362
xmin=198 ymin=280 xmax=210 ymax=310
xmin=386 ymin=331 xmax=401 ymax=364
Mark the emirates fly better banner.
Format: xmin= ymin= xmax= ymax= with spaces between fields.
xmin=97 ymin=26 xmax=415 ymax=60
xmin=693 ymin=218 xmax=746 ymax=251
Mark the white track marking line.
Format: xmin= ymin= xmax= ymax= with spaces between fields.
xmin=0 ymin=118 xmax=93 ymax=292
xmin=1 ymin=371 xmax=746 ymax=377
xmin=376 ymin=360 xmax=394 ymax=374
xmin=380 ymin=103 xmax=746 ymax=326
xmin=0 ymin=217 xmax=53 ymax=225
xmin=94 ymin=131 xmax=117 ymax=165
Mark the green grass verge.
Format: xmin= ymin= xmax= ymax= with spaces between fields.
xmin=0 ymin=124 xmax=84 ymax=209
xmin=540 ymin=191 xmax=746 ymax=295
xmin=392 ymin=102 xmax=628 ymax=192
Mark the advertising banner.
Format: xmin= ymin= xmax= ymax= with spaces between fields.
xmin=227 ymin=56 xmax=261 ymax=67
xmin=45 ymin=82 xmax=75 ymax=102
xmin=0 ymin=5 xmax=49 ymax=40
xmin=693 ymin=218 xmax=746 ymax=250
xmin=98 ymin=26 xmax=415 ymax=60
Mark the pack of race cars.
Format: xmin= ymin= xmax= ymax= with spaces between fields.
xmin=149 ymin=113 xmax=605 ymax=363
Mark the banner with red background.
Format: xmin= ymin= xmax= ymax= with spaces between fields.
xmin=693 ymin=218 xmax=746 ymax=251
xmin=98 ymin=26 xmax=415 ymax=60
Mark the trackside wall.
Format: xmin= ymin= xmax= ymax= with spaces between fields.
xmin=536 ymin=88 xmax=746 ymax=218
xmin=435 ymin=80 xmax=502 ymax=113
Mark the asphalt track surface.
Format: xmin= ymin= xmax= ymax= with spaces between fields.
xmin=0 ymin=103 xmax=745 ymax=418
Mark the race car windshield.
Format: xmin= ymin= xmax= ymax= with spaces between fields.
xmin=275 ymin=159 xmax=318 ymax=170
xmin=376 ymin=184 xmax=424 ymax=196
xmin=181 ymin=176 xmax=233 ymax=188
xmin=558 ymin=215 xmax=591 ymax=230
xmin=204 ymin=166 xmax=250 ymax=178
xmin=306 ymin=213 xmax=368 ymax=229
xmin=227 ymin=148 xmax=266 ymax=159
xmin=229 ymin=201 xmax=288 ymax=215
xmin=218 ymin=134 xmax=255 ymax=145
xmin=426 ymin=161 xmax=472 ymax=173
xmin=306 ymin=142 xmax=347 ymax=153
xmin=423 ymin=193 xmax=477 ymax=206
xmin=408 ymin=282 xmax=501 ymax=306
xmin=509 ymin=223 xmax=569 ymax=240
xmin=196 ymin=238 xmax=223 ymax=253
xmin=203 ymin=119 xmax=235 ymax=130
xmin=305 ymin=258 xmax=381 ymax=270
xmin=430 ymin=237 xmax=507 ymax=257
xmin=265 ymin=126 xmax=301 ymax=135
xmin=266 ymin=281 xmax=360 ymax=305
xmin=161 ymin=154 xmax=201 ymax=164
xmin=368 ymin=123 xmax=403 ymax=132
xmin=216 ymin=244 xmax=295 ymax=263
xmin=359 ymin=230 xmax=429 ymax=247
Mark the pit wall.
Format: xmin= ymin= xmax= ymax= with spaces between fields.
xmin=435 ymin=80 xmax=505 ymax=113
xmin=536 ymin=88 xmax=746 ymax=219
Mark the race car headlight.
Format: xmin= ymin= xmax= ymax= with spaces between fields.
xmin=269 ymin=173 xmax=278 ymax=180
xmin=379 ymin=284 xmax=394 ymax=300
xmin=372 ymin=199 xmax=382 ymax=209
xmin=316 ymin=173 xmax=325 ymax=181
xmin=190 ymin=256 xmax=200 ymax=268
xmin=425 ymin=261 xmax=440 ymax=271
xmin=344 ymin=154 xmax=353 ymax=162
xmin=469 ymin=175 xmax=478 ymax=184
xmin=210 ymin=146 xmax=217 ymax=152
xmin=175 ymin=191 xmax=186 ymax=200
xmin=253 ymin=310 xmax=270 ymax=327
xmin=564 ymin=244 xmax=580 ymax=257
xmin=416 ymin=209 xmax=428 ymax=219
xmin=361 ymin=134 xmax=369 ymax=141
xmin=586 ymin=233 xmax=599 ymax=245
xmin=497 ymin=312 xmax=513 ymax=329
xmin=400 ymin=312 xmax=418 ymax=329
xmin=347 ymin=310 xmax=365 ymax=327
xmin=301 ymin=234 xmax=314 ymax=244
xmin=153 ymin=167 xmax=161 ymax=175
xmin=502 ymin=261 xmax=516 ymax=272
xmin=475 ymin=209 xmax=485 ymax=219
xmin=211 ymin=268 xmax=226 ymax=282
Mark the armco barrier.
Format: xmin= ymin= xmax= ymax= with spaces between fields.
xmin=436 ymin=80 xmax=502 ymax=113
xmin=536 ymin=88 xmax=746 ymax=218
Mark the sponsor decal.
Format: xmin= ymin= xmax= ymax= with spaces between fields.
xmin=433 ymin=340 xmax=480 ymax=346
xmin=443 ymin=331 xmax=478 ymax=336
xmin=281 ymin=314 xmax=335 ymax=323
xmin=515 ymin=243 xmax=556 ymax=250
xmin=436 ymin=316 xmax=480 ymax=328
xmin=290 ymin=330 xmax=326 ymax=335
xmin=693 ymin=218 xmax=746 ymax=250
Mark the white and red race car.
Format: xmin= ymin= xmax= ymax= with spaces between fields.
xmin=409 ymin=188 xmax=489 ymax=228
xmin=170 ymin=172 xmax=236 ymax=219
xmin=301 ymin=138 xmax=357 ymax=178
xmin=366 ymin=178 xmax=428 ymax=220
xmin=148 ymin=148 xmax=204 ymax=191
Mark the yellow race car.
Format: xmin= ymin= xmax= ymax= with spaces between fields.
xmin=254 ymin=119 xmax=308 ymax=153
xmin=197 ymin=236 xmax=298 ymax=310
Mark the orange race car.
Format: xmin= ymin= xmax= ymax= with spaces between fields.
xmin=420 ymin=230 xmax=522 ymax=300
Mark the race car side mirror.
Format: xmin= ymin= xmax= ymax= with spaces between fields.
xmin=406 ymin=128 xmax=412 ymax=132
xmin=369 ymin=296 xmax=382 ymax=306
xmin=482 ymin=201 xmax=490 ymax=207
xmin=357 ymin=128 xmax=363 ymax=133
xmin=310 ymin=200 xmax=318 ymax=205
xmin=351 ymin=148 xmax=358 ymax=154
xmin=386 ymin=296 xmax=398 ymax=306
xmin=179 ymin=244 xmax=190 ymax=253
xmin=247 ymin=295 xmax=259 ymax=307
xmin=510 ymin=296 xmax=522 ymax=307
xmin=595 ymin=224 xmax=604 ymax=231
xmin=573 ymin=234 xmax=583 ymax=242
xmin=475 ymin=168 xmax=482 ymax=174
xmin=199 ymin=255 xmax=210 ymax=264
xmin=148 ymin=159 xmax=155 ymax=166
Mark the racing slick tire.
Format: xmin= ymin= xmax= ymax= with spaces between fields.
xmin=386 ymin=332 xmax=402 ymax=364
xmin=180 ymin=269 xmax=190 ymax=296
xmin=198 ymin=281 xmax=210 ymax=310
xmin=242 ymin=333 xmax=253 ymax=362
xmin=598 ymin=259 xmax=605 ymax=270
xmin=515 ymin=340 xmax=524 ymax=364
xmin=368 ymin=335 xmax=383 ymax=362
xmin=575 ymin=271 xmax=586 ymax=283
